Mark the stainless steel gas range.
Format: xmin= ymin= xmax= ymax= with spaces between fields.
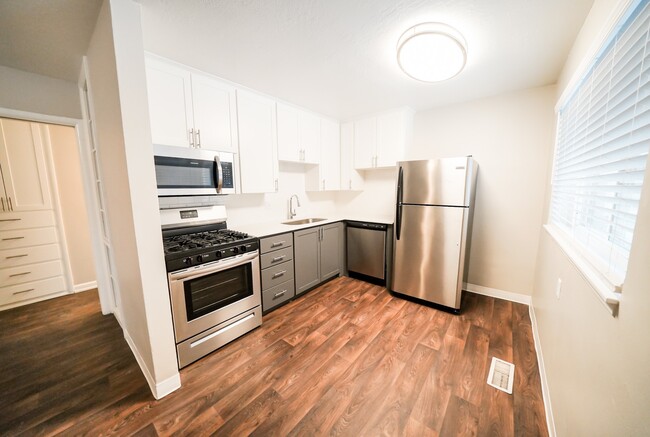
xmin=160 ymin=205 xmax=261 ymax=368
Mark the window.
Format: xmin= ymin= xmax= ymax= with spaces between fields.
xmin=549 ymin=0 xmax=650 ymax=297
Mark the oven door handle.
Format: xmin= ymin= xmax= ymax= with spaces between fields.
xmin=169 ymin=251 xmax=259 ymax=281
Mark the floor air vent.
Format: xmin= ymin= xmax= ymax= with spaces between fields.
xmin=487 ymin=357 xmax=515 ymax=394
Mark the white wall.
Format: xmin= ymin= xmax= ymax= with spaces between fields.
xmin=86 ymin=0 xmax=179 ymax=399
xmin=532 ymin=1 xmax=650 ymax=435
xmin=47 ymin=124 xmax=96 ymax=287
xmin=339 ymin=86 xmax=557 ymax=296
xmin=0 ymin=65 xmax=81 ymax=119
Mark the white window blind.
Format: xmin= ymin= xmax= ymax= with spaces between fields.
xmin=550 ymin=0 xmax=650 ymax=288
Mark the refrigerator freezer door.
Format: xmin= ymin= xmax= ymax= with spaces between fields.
xmin=392 ymin=204 xmax=465 ymax=309
xmin=400 ymin=157 xmax=472 ymax=207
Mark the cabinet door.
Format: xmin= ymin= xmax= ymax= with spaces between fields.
xmin=376 ymin=110 xmax=404 ymax=167
xmin=0 ymin=119 xmax=52 ymax=212
xmin=236 ymin=90 xmax=278 ymax=193
xmin=276 ymin=102 xmax=300 ymax=162
xmin=294 ymin=227 xmax=320 ymax=295
xmin=320 ymin=119 xmax=341 ymax=190
xmin=191 ymin=73 xmax=236 ymax=153
xmin=339 ymin=122 xmax=364 ymax=191
xmin=298 ymin=109 xmax=320 ymax=164
xmin=353 ymin=117 xmax=376 ymax=169
xmin=145 ymin=58 xmax=194 ymax=148
xmin=320 ymin=223 xmax=341 ymax=280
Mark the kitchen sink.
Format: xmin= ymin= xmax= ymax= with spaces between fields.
xmin=281 ymin=217 xmax=327 ymax=225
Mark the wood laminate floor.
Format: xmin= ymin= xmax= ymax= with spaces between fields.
xmin=0 ymin=276 xmax=548 ymax=436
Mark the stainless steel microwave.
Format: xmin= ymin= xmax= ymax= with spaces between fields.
xmin=154 ymin=145 xmax=236 ymax=196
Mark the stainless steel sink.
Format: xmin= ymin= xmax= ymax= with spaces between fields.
xmin=281 ymin=217 xmax=327 ymax=225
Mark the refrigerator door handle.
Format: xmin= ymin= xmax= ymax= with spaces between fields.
xmin=396 ymin=166 xmax=403 ymax=240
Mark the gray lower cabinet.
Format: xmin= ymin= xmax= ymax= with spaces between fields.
xmin=294 ymin=222 xmax=342 ymax=296
xmin=259 ymin=232 xmax=295 ymax=312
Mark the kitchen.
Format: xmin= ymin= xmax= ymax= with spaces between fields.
xmin=1 ymin=0 xmax=649 ymax=435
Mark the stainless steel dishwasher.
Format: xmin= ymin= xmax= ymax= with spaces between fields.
xmin=346 ymin=221 xmax=387 ymax=285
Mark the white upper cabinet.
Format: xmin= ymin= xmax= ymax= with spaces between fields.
xmin=276 ymin=102 xmax=320 ymax=164
xmin=236 ymin=89 xmax=278 ymax=194
xmin=353 ymin=108 xmax=414 ymax=170
xmin=0 ymin=119 xmax=52 ymax=212
xmin=340 ymin=122 xmax=364 ymax=191
xmin=306 ymin=118 xmax=340 ymax=191
xmin=145 ymin=55 xmax=237 ymax=153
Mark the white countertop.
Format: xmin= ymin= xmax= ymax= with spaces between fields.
xmin=233 ymin=214 xmax=394 ymax=238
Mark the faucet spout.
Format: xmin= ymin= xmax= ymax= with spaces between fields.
xmin=289 ymin=194 xmax=301 ymax=219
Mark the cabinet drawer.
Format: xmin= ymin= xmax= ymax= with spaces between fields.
xmin=1 ymin=260 xmax=63 ymax=287
xmin=262 ymin=279 xmax=295 ymax=312
xmin=260 ymin=233 xmax=293 ymax=253
xmin=0 ymin=244 xmax=60 ymax=269
xmin=0 ymin=276 xmax=67 ymax=307
xmin=0 ymin=227 xmax=58 ymax=250
xmin=0 ymin=210 xmax=56 ymax=231
xmin=261 ymin=260 xmax=294 ymax=289
xmin=260 ymin=247 xmax=293 ymax=269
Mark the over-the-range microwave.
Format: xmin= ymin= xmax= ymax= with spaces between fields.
xmin=154 ymin=144 xmax=236 ymax=196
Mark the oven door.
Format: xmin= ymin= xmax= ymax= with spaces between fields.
xmin=168 ymin=251 xmax=261 ymax=342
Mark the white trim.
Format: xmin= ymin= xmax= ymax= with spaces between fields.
xmin=73 ymin=281 xmax=98 ymax=293
xmin=555 ymin=0 xmax=634 ymax=111
xmin=463 ymin=282 xmax=532 ymax=305
xmin=544 ymin=225 xmax=620 ymax=316
xmin=529 ymin=300 xmax=557 ymax=437
xmin=122 ymin=326 xmax=181 ymax=400
xmin=0 ymin=108 xmax=80 ymax=127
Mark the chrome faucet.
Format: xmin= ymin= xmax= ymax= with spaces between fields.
xmin=289 ymin=194 xmax=301 ymax=219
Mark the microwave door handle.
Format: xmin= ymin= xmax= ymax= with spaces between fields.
xmin=214 ymin=155 xmax=224 ymax=194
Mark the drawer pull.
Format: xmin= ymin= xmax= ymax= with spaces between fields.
xmin=271 ymin=270 xmax=286 ymax=279
xmin=13 ymin=289 xmax=34 ymax=295
xmin=0 ymin=218 xmax=21 ymax=222
xmin=2 ymin=236 xmax=25 ymax=241
xmin=6 ymin=254 xmax=28 ymax=259
xmin=272 ymin=255 xmax=286 ymax=262
xmin=10 ymin=272 xmax=31 ymax=277
xmin=273 ymin=290 xmax=287 ymax=299
xmin=270 ymin=241 xmax=285 ymax=248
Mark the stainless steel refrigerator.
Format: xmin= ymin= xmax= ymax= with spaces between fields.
xmin=391 ymin=157 xmax=478 ymax=312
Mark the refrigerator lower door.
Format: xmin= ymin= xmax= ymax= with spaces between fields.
xmin=392 ymin=204 xmax=466 ymax=309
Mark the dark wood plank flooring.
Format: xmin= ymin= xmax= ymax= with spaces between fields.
xmin=0 ymin=276 xmax=548 ymax=436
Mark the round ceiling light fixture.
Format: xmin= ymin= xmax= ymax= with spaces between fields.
xmin=397 ymin=22 xmax=467 ymax=82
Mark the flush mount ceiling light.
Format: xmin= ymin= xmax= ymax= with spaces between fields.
xmin=397 ymin=22 xmax=467 ymax=82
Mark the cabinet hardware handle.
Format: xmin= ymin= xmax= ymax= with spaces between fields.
xmin=7 ymin=197 xmax=12 ymax=211
xmin=275 ymin=179 xmax=278 ymax=192
xmin=189 ymin=128 xmax=195 ymax=147
xmin=1 ymin=197 xmax=4 ymax=211
xmin=349 ymin=179 xmax=352 ymax=190
xmin=6 ymin=254 xmax=28 ymax=259
xmin=272 ymin=255 xmax=285 ymax=262
xmin=322 ymin=179 xmax=325 ymax=190
xmin=273 ymin=290 xmax=287 ymax=299
xmin=13 ymin=289 xmax=34 ymax=295
xmin=272 ymin=270 xmax=286 ymax=279
xmin=270 ymin=241 xmax=285 ymax=248
xmin=2 ymin=236 xmax=24 ymax=241
xmin=196 ymin=129 xmax=201 ymax=148
xmin=0 ymin=218 xmax=21 ymax=222
xmin=10 ymin=271 xmax=31 ymax=277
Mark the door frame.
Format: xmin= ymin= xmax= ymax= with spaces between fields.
xmin=0 ymin=80 xmax=115 ymax=315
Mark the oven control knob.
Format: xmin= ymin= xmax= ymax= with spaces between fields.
xmin=232 ymin=247 xmax=239 ymax=254
xmin=215 ymin=251 xmax=222 ymax=259
xmin=240 ymin=245 xmax=247 ymax=253
xmin=196 ymin=255 xmax=203 ymax=263
xmin=183 ymin=257 xmax=192 ymax=266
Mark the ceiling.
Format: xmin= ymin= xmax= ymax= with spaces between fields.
xmin=0 ymin=0 xmax=594 ymax=120
xmin=0 ymin=0 xmax=103 ymax=82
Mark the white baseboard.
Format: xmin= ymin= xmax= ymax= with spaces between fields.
xmin=122 ymin=326 xmax=181 ymax=400
xmin=529 ymin=301 xmax=556 ymax=437
xmin=73 ymin=281 xmax=98 ymax=293
xmin=463 ymin=282 xmax=532 ymax=305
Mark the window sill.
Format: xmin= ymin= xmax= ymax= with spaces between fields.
xmin=544 ymin=224 xmax=621 ymax=317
